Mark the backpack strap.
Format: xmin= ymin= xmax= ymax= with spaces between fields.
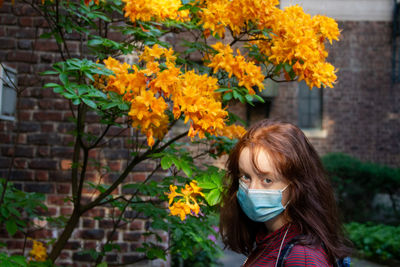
xmin=276 ymin=236 xmax=301 ymax=267
xmin=276 ymin=236 xmax=351 ymax=267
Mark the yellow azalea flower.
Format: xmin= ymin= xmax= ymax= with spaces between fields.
xmin=208 ymin=43 xmax=265 ymax=94
xmin=253 ymin=5 xmax=340 ymax=88
xmin=166 ymin=185 xmax=182 ymax=205
xmin=190 ymin=180 xmax=205 ymax=197
xmin=29 ymin=240 xmax=47 ymax=262
xmin=217 ymin=124 xmax=247 ymax=139
xmin=123 ymin=0 xmax=189 ymax=23
xmin=166 ymin=181 xmax=205 ymax=220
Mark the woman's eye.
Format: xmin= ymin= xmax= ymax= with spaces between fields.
xmin=241 ymin=175 xmax=250 ymax=181
xmin=263 ymin=178 xmax=272 ymax=184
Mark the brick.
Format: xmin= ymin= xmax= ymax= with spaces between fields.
xmin=0 ymin=38 xmax=15 ymax=49
xmin=0 ymin=157 xmax=11 ymax=168
xmin=80 ymin=229 xmax=104 ymax=240
xmin=36 ymin=206 xmax=56 ymax=216
xmin=13 ymin=158 xmax=28 ymax=168
xmin=123 ymin=232 xmax=142 ymax=242
xmin=13 ymin=4 xmax=37 ymax=16
xmin=49 ymin=170 xmax=71 ymax=182
xmin=40 ymin=53 xmax=54 ymax=63
xmin=33 ymin=111 xmax=63 ymax=121
xmin=47 ymin=195 xmax=67 ymax=206
xmin=42 ymin=123 xmax=55 ymax=132
xmin=34 ymin=17 xmax=49 ymax=28
xmin=0 ymin=2 xmax=12 ymax=13
xmin=10 ymin=170 xmax=34 ymax=181
xmin=29 ymin=159 xmax=58 ymax=169
xmin=7 ymin=51 xmax=38 ymax=63
xmin=19 ymin=17 xmax=33 ymax=27
xmin=36 ymin=146 xmax=50 ymax=157
xmin=1 ymin=15 xmax=17 ymax=25
xmin=25 ymin=183 xmax=54 ymax=193
xmin=18 ymin=97 xmax=37 ymax=109
xmin=82 ymin=219 xmax=94 ymax=228
xmin=56 ymin=183 xmax=71 ymax=194
xmin=28 ymin=133 xmax=60 ymax=145
xmin=72 ymin=252 xmax=93 ymax=262
xmin=130 ymin=220 xmax=144 ymax=231
xmin=62 ymin=241 xmax=80 ymax=250
xmin=0 ymin=133 xmax=11 ymax=143
xmin=18 ymin=121 xmax=40 ymax=132
xmin=19 ymin=110 xmax=32 ymax=120
xmin=60 ymin=207 xmax=73 ymax=215
xmin=30 ymin=229 xmax=52 ymax=239
xmin=35 ymin=170 xmax=49 ymax=181
xmin=83 ymin=208 xmax=105 ymax=218
xmin=6 ymin=240 xmax=25 ymax=250
xmin=34 ymin=40 xmax=59 ymax=52
xmin=60 ymin=159 xmax=72 ymax=170
xmin=18 ymin=39 xmax=33 ymax=50
xmin=15 ymin=62 xmax=31 ymax=73
xmin=106 ymin=231 xmax=119 ymax=241
xmin=51 ymin=147 xmax=73 ymax=158
xmin=122 ymin=255 xmax=146 ymax=264
xmin=103 ymin=148 xmax=129 ymax=159
xmin=106 ymin=254 xmax=118 ymax=263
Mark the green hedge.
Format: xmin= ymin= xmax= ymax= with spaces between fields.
xmin=322 ymin=153 xmax=400 ymax=223
xmin=345 ymin=222 xmax=400 ymax=261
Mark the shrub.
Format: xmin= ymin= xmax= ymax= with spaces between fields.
xmin=345 ymin=222 xmax=400 ymax=262
xmin=322 ymin=153 xmax=400 ymax=223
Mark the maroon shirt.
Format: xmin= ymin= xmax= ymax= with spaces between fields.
xmin=243 ymin=224 xmax=332 ymax=267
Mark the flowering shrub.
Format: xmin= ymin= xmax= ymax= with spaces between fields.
xmin=0 ymin=0 xmax=339 ymax=265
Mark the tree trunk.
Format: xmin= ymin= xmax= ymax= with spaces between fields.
xmin=48 ymin=207 xmax=81 ymax=262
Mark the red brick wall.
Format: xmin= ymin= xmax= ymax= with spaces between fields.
xmin=0 ymin=2 xmax=168 ymax=266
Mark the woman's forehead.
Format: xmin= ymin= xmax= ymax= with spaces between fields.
xmin=238 ymin=146 xmax=276 ymax=174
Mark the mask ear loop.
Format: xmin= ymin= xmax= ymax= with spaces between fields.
xmin=282 ymin=183 xmax=291 ymax=208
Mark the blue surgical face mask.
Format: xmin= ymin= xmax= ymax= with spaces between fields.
xmin=236 ymin=180 xmax=290 ymax=222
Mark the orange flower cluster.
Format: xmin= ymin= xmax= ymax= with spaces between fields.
xmin=254 ymin=5 xmax=340 ymax=88
xmin=29 ymin=240 xmax=47 ymax=262
xmin=199 ymin=0 xmax=339 ymax=88
xmin=103 ymin=45 xmax=245 ymax=147
xmin=122 ymin=0 xmax=189 ymax=22
xmin=207 ymin=42 xmax=265 ymax=94
xmin=166 ymin=181 xmax=205 ymax=221
xmin=40 ymin=0 xmax=100 ymax=5
xmin=199 ymin=0 xmax=279 ymax=38
xmin=217 ymin=124 xmax=246 ymax=139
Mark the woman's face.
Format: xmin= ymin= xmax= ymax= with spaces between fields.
xmin=238 ymin=146 xmax=291 ymax=230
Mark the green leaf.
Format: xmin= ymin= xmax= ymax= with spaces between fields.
xmin=6 ymin=219 xmax=17 ymax=236
xmin=59 ymin=73 xmax=69 ymax=85
xmin=82 ymin=98 xmax=97 ymax=109
xmin=204 ymin=188 xmax=221 ymax=206
xmin=197 ymin=180 xmax=217 ymax=190
xmin=97 ymin=263 xmax=108 ymax=267
xmin=245 ymin=94 xmax=253 ymax=102
xmin=222 ymin=92 xmax=233 ymax=101
xmin=41 ymin=70 xmax=59 ymax=75
xmin=180 ymin=161 xmax=192 ymax=177
xmin=253 ymin=94 xmax=265 ymax=103
xmin=44 ymin=83 xmax=61 ymax=88
xmin=161 ymin=156 xmax=173 ymax=170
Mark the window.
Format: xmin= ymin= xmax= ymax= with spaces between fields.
xmin=298 ymin=81 xmax=322 ymax=130
xmin=0 ymin=64 xmax=17 ymax=121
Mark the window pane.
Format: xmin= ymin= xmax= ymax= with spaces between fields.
xmin=298 ymin=81 xmax=322 ymax=129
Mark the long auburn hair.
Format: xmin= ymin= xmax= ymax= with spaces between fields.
xmin=219 ymin=119 xmax=351 ymax=263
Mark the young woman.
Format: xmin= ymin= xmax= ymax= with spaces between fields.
xmin=219 ymin=119 xmax=351 ymax=267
